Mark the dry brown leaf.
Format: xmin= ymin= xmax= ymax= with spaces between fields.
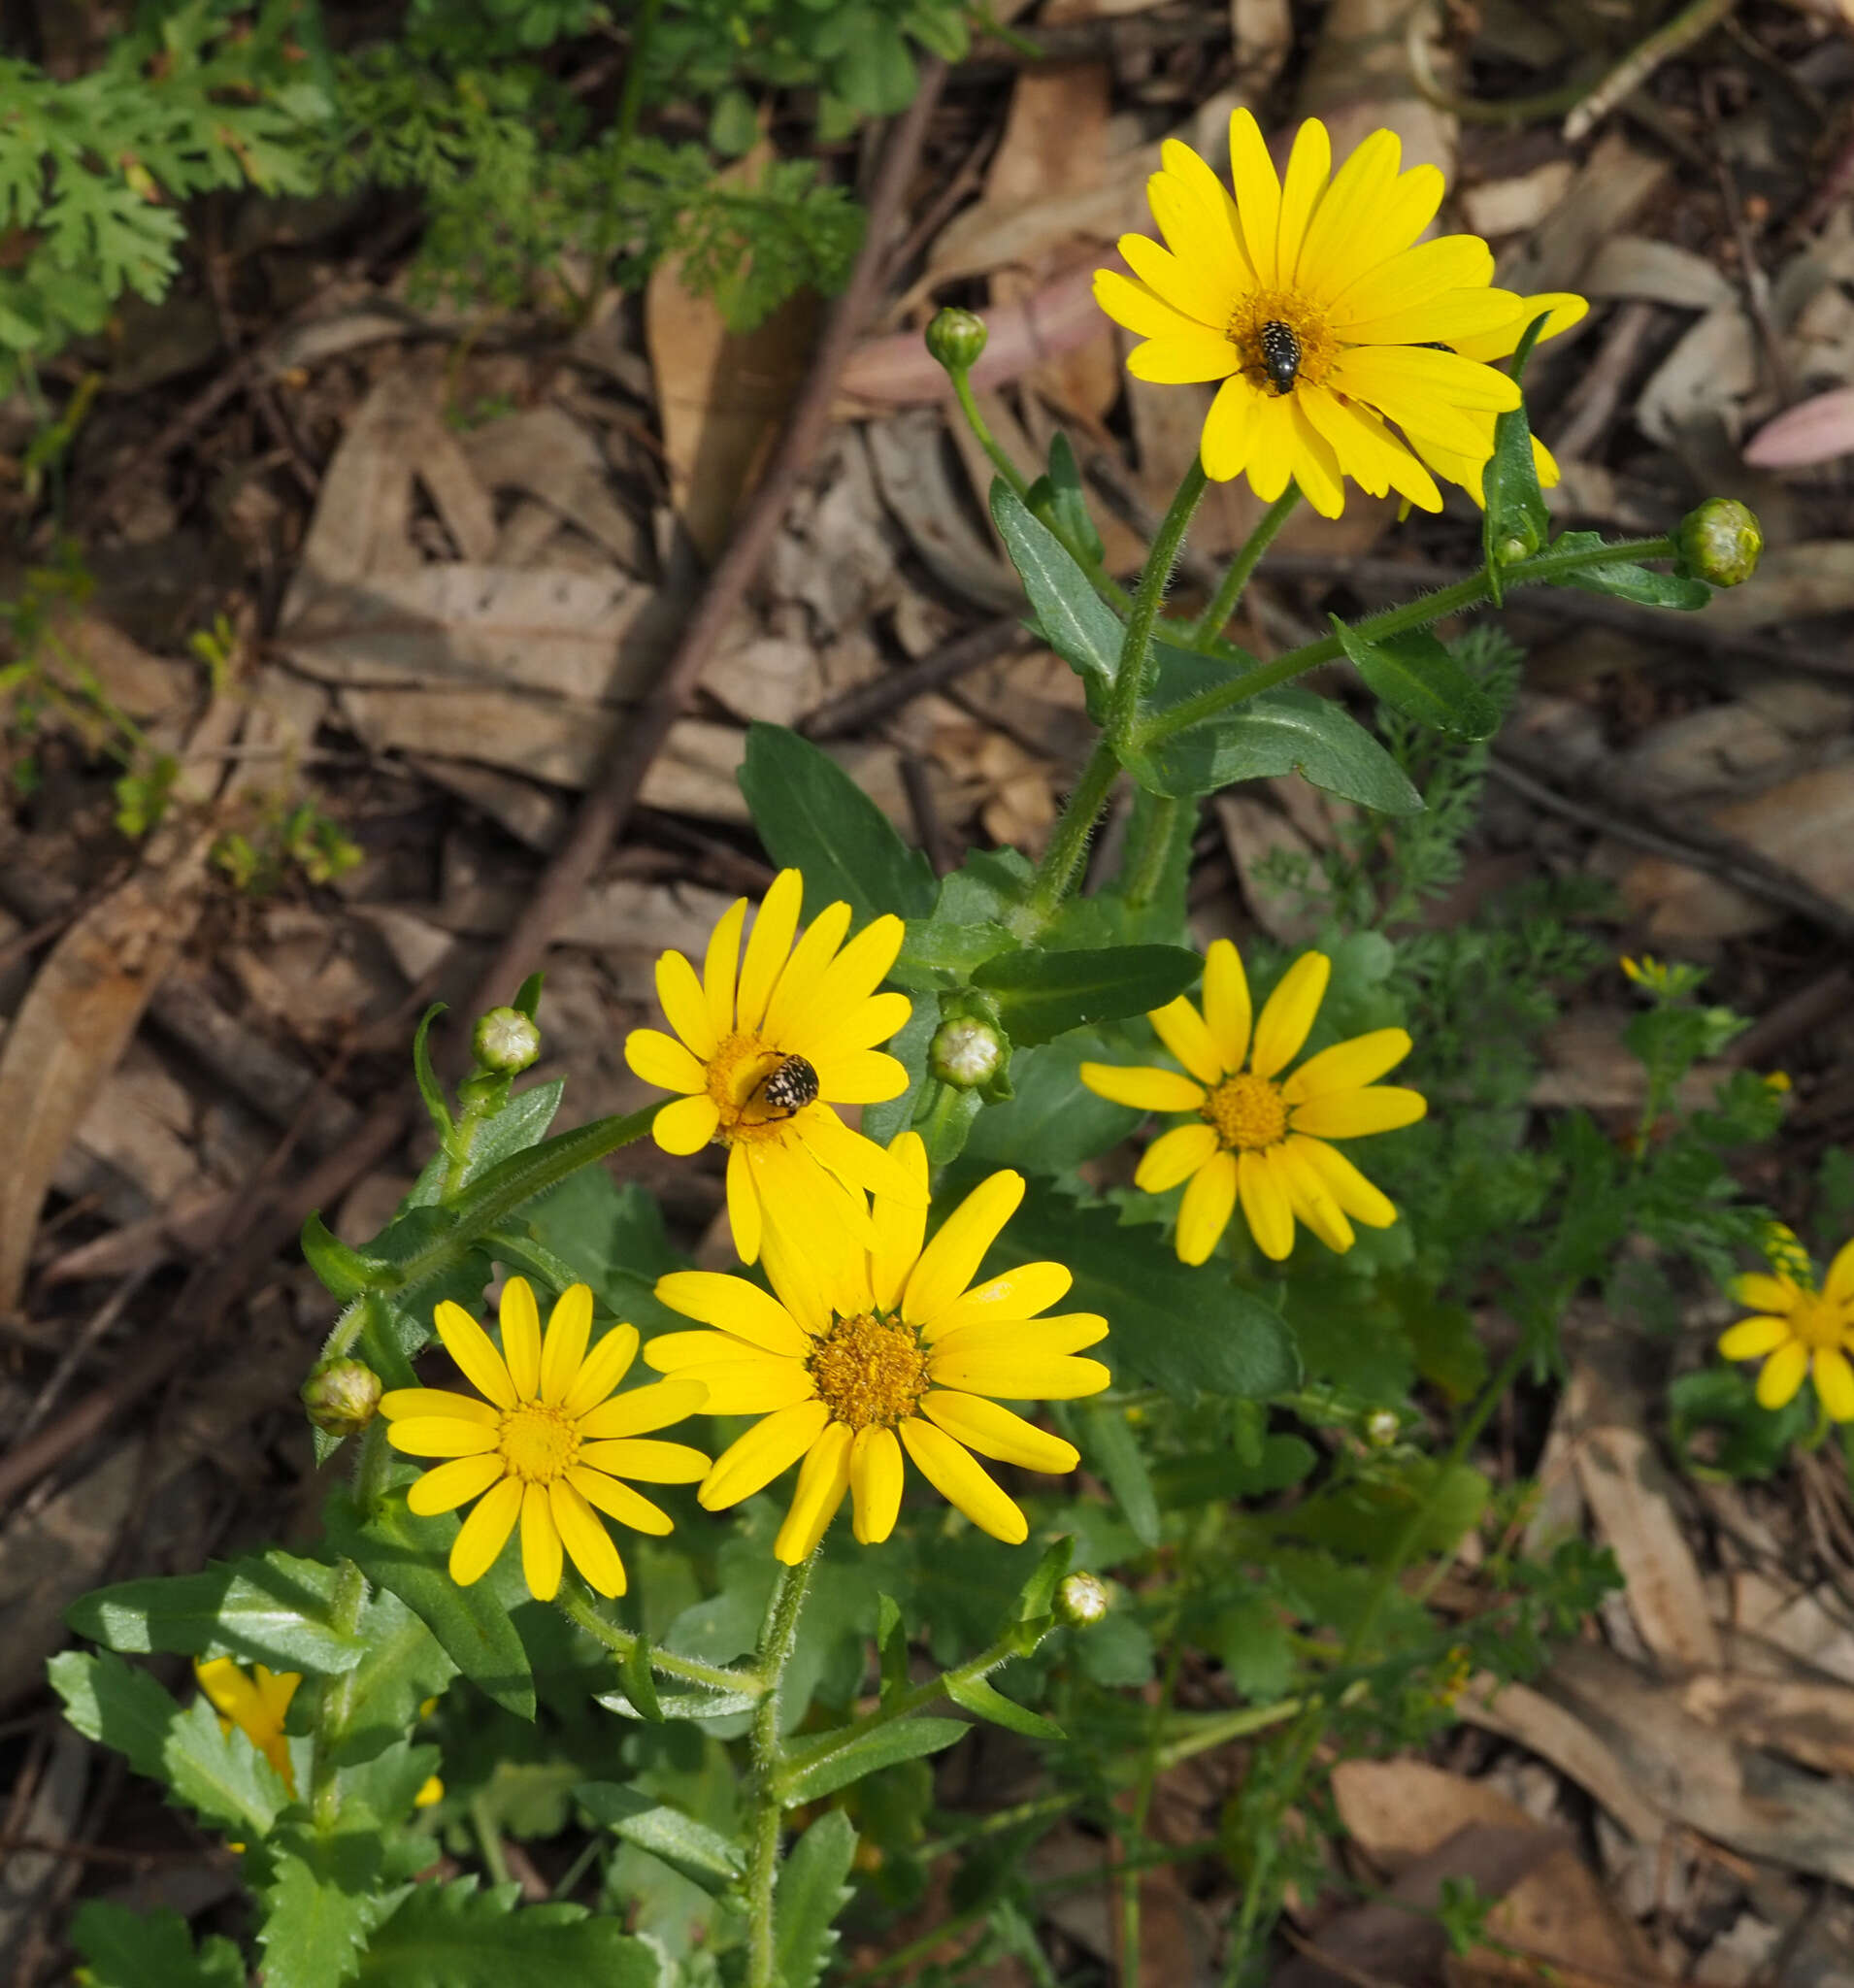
xmin=1498 ymin=134 xmax=1670 ymax=297
xmin=1724 ymin=1570 xmax=1854 ymax=1687
xmin=1296 ymin=0 xmax=1455 ymax=178
xmin=1215 ymin=792 xmax=1321 ymax=942
xmin=1584 ymin=235 xmax=1738 ymax=311
xmin=1460 ymin=161 xmax=1576 ymax=240
xmin=1232 ymin=0 xmax=1293 ymax=96
xmin=1458 ymin=1674 xmax=1668 ymax=1843
xmin=463 ymin=403 xmax=651 ymax=574
xmin=1700 ymin=540 xmax=1854 ymax=633
xmin=1681 ymin=1670 xmax=1854 ymax=1776
xmin=867 ymin=410 xmax=1021 ymax=611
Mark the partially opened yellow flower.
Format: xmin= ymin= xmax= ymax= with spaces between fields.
xmin=381 ymin=1278 xmax=710 ymax=1600
xmin=1094 ymin=111 xmax=1527 ymax=516
xmin=1719 ymin=1237 xmax=1854 ymax=1417
xmin=1081 ymin=942 xmax=1424 ymax=1265
xmin=646 ymin=1133 xmax=1109 ymax=1564
xmin=625 ymin=868 xmax=924 ymax=1263
xmin=196 ymin=1657 xmax=299 ymax=1788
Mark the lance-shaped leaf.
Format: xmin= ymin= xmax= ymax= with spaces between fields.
xmin=990 ymin=480 xmax=1123 ymax=722
xmin=578 ymin=1783 xmax=744 ymax=1894
xmin=1547 ymin=530 xmax=1711 ymax=610
xmin=1328 ymin=618 xmax=1501 ymax=740
xmin=775 ymin=1808 xmax=859 ymax=1988
xmin=970 ymin=944 xmax=1200 ymax=1048
xmin=944 ymin=1671 xmax=1063 ymax=1740
xmin=779 ymin=1715 xmax=967 ymax=1804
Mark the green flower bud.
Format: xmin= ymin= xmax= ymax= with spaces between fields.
xmin=302 ymin=1358 xmax=382 ymax=1436
xmin=930 ymin=1016 xmax=1005 ymax=1090
xmin=1365 ymin=1408 xmax=1400 ymax=1448
xmin=473 ymin=1006 xmax=540 ymax=1074
xmin=1055 ymin=1572 xmax=1111 ymax=1628
xmin=1674 ymin=498 xmax=1762 ymax=587
xmin=925 ymin=307 xmax=988 ymax=376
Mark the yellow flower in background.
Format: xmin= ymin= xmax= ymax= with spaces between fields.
xmin=646 ymin=1133 xmax=1109 ymax=1563
xmin=624 ymin=868 xmax=924 ymax=1263
xmin=381 ymin=1278 xmax=710 ymax=1601
xmin=196 ymin=1657 xmax=299 ymax=1789
xmin=1093 ymin=111 xmax=1529 ymax=516
xmin=1719 ymin=1238 xmax=1854 ymax=1416
xmin=1081 ymin=941 xmax=1424 ymax=1265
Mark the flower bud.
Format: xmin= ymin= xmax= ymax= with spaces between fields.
xmin=1674 ymin=498 xmax=1762 ymax=587
xmin=930 ymin=1016 xmax=1004 ymax=1090
xmin=301 ymin=1358 xmax=381 ymax=1436
xmin=925 ymin=307 xmax=988 ymax=375
xmin=473 ymin=1006 xmax=540 ymax=1075
xmin=1055 ymin=1572 xmax=1111 ymax=1628
xmin=1365 ymin=1408 xmax=1400 ymax=1448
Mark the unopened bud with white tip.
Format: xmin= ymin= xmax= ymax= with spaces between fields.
xmin=302 ymin=1358 xmax=382 ymax=1436
xmin=1055 ymin=1572 xmax=1111 ymax=1628
xmin=931 ymin=1016 xmax=1004 ymax=1090
xmin=474 ymin=1007 xmax=541 ymax=1075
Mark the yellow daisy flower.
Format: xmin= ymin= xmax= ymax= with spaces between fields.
xmin=624 ymin=867 xmax=924 ymax=1263
xmin=196 ymin=1657 xmax=298 ymax=1788
xmin=380 ymin=1278 xmax=711 ymax=1601
xmin=1093 ymin=110 xmax=1528 ymax=516
xmin=645 ymin=1132 xmax=1109 ymax=1564
xmin=1080 ymin=941 xmax=1425 ymax=1265
xmin=1719 ymin=1239 xmax=1854 ymax=1417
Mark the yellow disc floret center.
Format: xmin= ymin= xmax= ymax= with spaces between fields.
xmin=1227 ymin=290 xmax=1335 ymax=394
xmin=706 ymin=1030 xmax=801 ymax=1142
xmin=808 ymin=1311 xmax=930 ymax=1431
xmin=498 ymin=1402 xmax=579 ymax=1482
xmin=1203 ymin=1073 xmax=1288 ymax=1150
xmin=1789 ymin=1292 xmax=1849 ymax=1352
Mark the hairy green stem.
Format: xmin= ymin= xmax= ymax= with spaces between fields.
xmin=309 ymin=1422 xmax=390 ymax=1830
xmin=746 ymin=1554 xmax=818 ymax=1988
xmin=1109 ymin=460 xmax=1207 ymax=748
xmin=1189 ymin=485 xmax=1300 ymax=646
xmin=1122 ymin=795 xmax=1181 ymax=913
xmin=1012 ymin=740 xmax=1119 ymax=936
xmin=950 ymin=368 xmax=1032 ymax=503
xmin=1142 ymin=534 xmax=1678 ymax=752
xmin=557 ymin=1586 xmax=767 ymax=1699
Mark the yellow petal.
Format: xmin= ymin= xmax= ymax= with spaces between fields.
xmin=578 ymin=1437 xmax=710 ymax=1483
xmin=1731 ymin=1272 xmax=1800 ymax=1313
xmin=577 ymin=1377 xmax=710 ymax=1440
xmin=1128 ymin=332 xmax=1241 ymax=384
xmin=1718 ymin=1315 xmax=1793 ymax=1361
xmin=572 ymin=1469 xmax=674 ymax=1535
xmin=929 ymin=1349 xmax=1110 ymax=1401
xmin=653 ymin=1093 xmax=720 ymax=1156
xmin=1080 ymin=1061 xmax=1206 ymax=1112
xmin=1341 ymin=285 xmax=1526 ymax=349
xmin=1201 ymin=374 xmax=1260 ymax=482
xmin=1282 ymin=1028 xmax=1412 ymax=1104
xmin=1286 ymin=1136 xmax=1397 ymax=1228
xmin=449 ymin=1474 xmax=521 ymax=1585
xmin=433 ymin=1299 xmax=518 ymax=1410
xmin=1283 ymin=398 xmax=1346 ymax=517
xmin=1825 ymin=1242 xmax=1854 ymax=1305
xmin=1298 ymin=388 xmax=1441 ymax=514
xmin=1175 ymin=1147 xmax=1238 ymax=1265
xmin=1227 ymin=107 xmax=1282 ymax=288
xmin=1250 ymin=953 xmax=1330 ymax=1078
xmin=1815 ymin=1347 xmax=1854 ymax=1421
xmin=1201 ymin=939 xmax=1252 ymax=1071
xmin=704 ymin=896 xmax=747 ymax=1044
xmin=920 ymin=1390 xmax=1078 ymax=1474
xmin=1289 ymin=1085 xmax=1426 ymax=1138
xmin=849 ymin=1424 xmax=904 ymax=1544
xmin=1448 ymin=290 xmax=1588 ymax=364
xmin=552 ymin=1476 xmax=626 ymax=1597
xmin=387 ymin=1416 xmax=500 ymax=1459
xmin=904 ymin=1170 xmax=1025 ymax=1325
xmin=738 ymin=869 xmax=804 ymax=1031
xmin=761 ymin=900 xmax=854 ymax=1044
xmin=1757 ymin=1339 xmax=1809 ymax=1410
xmin=871 ymin=1131 xmax=930 ymax=1312
xmin=499 ymin=1276 xmax=542 ymax=1401
xmin=653 ymin=1271 xmax=811 ymax=1356
xmin=539 ymin=1284 xmax=594 ymax=1407
xmin=796 ymin=1109 xmax=926 ymax=1208
xmin=1332 ymin=345 xmax=1520 ymax=420
xmin=1276 ymin=1143 xmax=1353 ymax=1253
xmin=1242 ymin=392 xmax=1297 ymax=504
xmin=922 ymin=1261 xmax=1073 ymax=1339
xmin=520 ymin=1481 xmax=563 ymax=1601
xmin=758 ymin=1216 xmax=843 ymax=1339
xmin=1328 ymin=234 xmax=1496 ymax=328
xmin=701 ymin=1400 xmax=832 ymax=1508
xmin=380 ymin=1388 xmax=497 ymax=1426
xmin=726 ymin=1141 xmax=763 ymax=1264
xmin=1137 ymin=1122 xmax=1219 ymax=1194
xmin=778 ymin=912 xmax=906 ymax=1044
xmin=655 ymin=1357 xmax=812 ymax=1416
xmin=1294 ymin=127 xmax=1402 ymax=302
xmin=407 ymin=1453 xmax=505 ymax=1515
xmin=1118 ymin=228 xmax=1233 ymax=331
xmin=195 ymin=1657 xmax=262 ymax=1728
xmin=803 ymin=989 xmax=914 ymax=1061
xmin=899 ymin=1419 xmax=1027 ymax=1542
xmin=1156 ymin=139 xmax=1257 ymax=290
xmin=1275 ymin=116 xmax=1332 ymax=286
xmin=656 ymin=948 xmax=715 ymax=1059
xmin=775 ymin=1421 xmax=854 ymax=1562
xmin=561 ymin=1323 xmax=640 ymax=1415
xmin=1095 ymin=265 xmax=1202 ymax=341
xmin=1238 ymin=1147 xmax=1295 ymax=1261
xmin=624 ymin=1028 xmax=707 ymax=1095
xmin=812 ymin=1050 xmax=910 ymax=1105
xmin=1148 ymin=993 xmax=1226 ymax=1086
xmin=931 ymin=1313 xmax=1109 ymax=1364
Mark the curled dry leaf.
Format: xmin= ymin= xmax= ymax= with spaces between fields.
xmin=1743 ymin=385 xmax=1854 ymax=468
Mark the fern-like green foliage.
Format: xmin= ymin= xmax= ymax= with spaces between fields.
xmin=0 ymin=0 xmax=331 ymax=389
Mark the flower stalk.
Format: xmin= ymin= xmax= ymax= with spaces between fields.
xmin=745 ymin=1552 xmax=817 ymax=1988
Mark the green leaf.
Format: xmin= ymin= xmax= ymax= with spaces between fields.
xmin=255 ymin=1827 xmax=404 ymax=1988
xmin=301 ymin=1213 xmax=381 ymax=1301
xmin=970 ymin=944 xmax=1200 ymax=1048
xmin=1017 ymin=1536 xmax=1073 ymax=1621
xmin=779 ymin=1715 xmax=967 ymax=1803
xmin=1481 ymin=314 xmax=1554 ymax=592
xmin=1150 ymin=1435 xmax=1317 ymax=1508
xmin=323 ymin=1489 xmax=534 ymax=1720
xmin=890 ymin=916 xmax=1017 ymax=991
xmin=329 ymin=1588 xmax=457 ymax=1767
xmin=357 ymin=1879 xmax=661 ymax=1988
xmin=1328 ymin=618 xmax=1500 ymax=741
xmin=944 ymin=1671 xmax=1062 ymax=1740
xmin=774 ymin=1807 xmax=858 ymax=1988
xmin=983 ymin=1178 xmax=1301 ymax=1403
xmin=877 ymin=1593 xmax=910 ymax=1705
xmin=67 ymin=1549 xmax=365 ymax=1675
xmin=619 ymin=1632 xmax=665 ymax=1723
xmin=1075 ymin=1404 xmax=1159 ymax=1547
xmin=1549 ymin=531 xmax=1711 ymax=611
xmin=49 ymin=1649 xmax=287 ymax=1837
xmin=959 ymin=1029 xmax=1141 ymax=1174
xmin=578 ymin=1783 xmax=744 ymax=1893
xmin=69 ymin=1902 xmax=246 ymax=1988
xmin=740 ymin=722 xmax=935 ymax=924
xmin=412 ymin=1003 xmax=451 ymax=1139
xmin=989 ymin=480 xmax=1123 ymax=722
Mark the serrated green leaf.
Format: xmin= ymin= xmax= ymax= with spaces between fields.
xmin=779 ymin=1715 xmax=967 ymax=1803
xmin=989 ymin=480 xmax=1123 ymax=722
xmin=328 ymin=1588 xmax=457 ymax=1768
xmin=578 ymin=1782 xmax=744 ymax=1892
xmin=323 ymin=1489 xmax=534 ymax=1720
xmin=1076 ymin=1404 xmax=1159 ymax=1547
xmin=970 ymin=944 xmax=1200 ymax=1047
xmin=774 ymin=1808 xmax=858 ymax=1988
xmin=740 ymin=723 xmax=935 ymax=924
xmin=357 ymin=1878 xmax=661 ymax=1987
xmin=1328 ymin=618 xmax=1501 ymax=740
xmin=1549 ymin=531 xmax=1711 ymax=610
xmin=50 ymin=1650 xmax=287 ymax=1837
xmin=943 ymin=1670 xmax=1062 ymax=1740
xmin=69 ymin=1902 xmax=246 ymax=1988
xmin=255 ymin=1827 xmax=404 ymax=1988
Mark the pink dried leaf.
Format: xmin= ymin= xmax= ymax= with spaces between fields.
xmin=1743 ymin=386 xmax=1854 ymax=468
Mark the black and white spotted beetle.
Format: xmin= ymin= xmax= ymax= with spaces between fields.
xmin=749 ymin=1054 xmax=820 ymax=1119
xmin=1258 ymin=319 xmax=1302 ymax=396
